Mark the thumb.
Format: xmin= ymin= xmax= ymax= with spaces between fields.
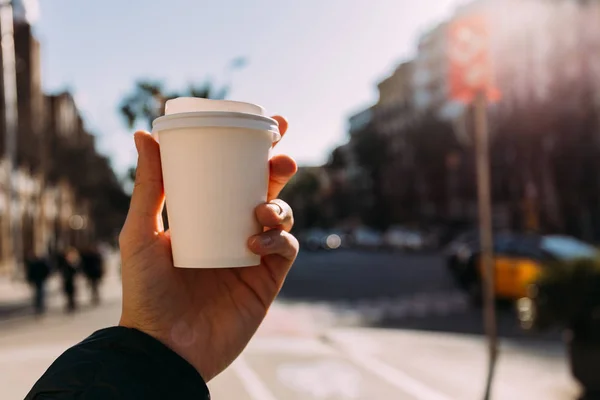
xmin=125 ymin=131 xmax=165 ymax=236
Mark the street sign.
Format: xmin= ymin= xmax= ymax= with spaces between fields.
xmin=448 ymin=14 xmax=500 ymax=103
xmin=448 ymin=12 xmax=500 ymax=400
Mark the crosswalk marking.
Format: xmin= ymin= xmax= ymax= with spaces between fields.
xmin=231 ymin=356 xmax=279 ymax=400
xmin=322 ymin=330 xmax=454 ymax=400
xmin=343 ymin=349 xmax=453 ymax=400
xmin=333 ymin=290 xmax=470 ymax=323
xmin=247 ymin=336 xmax=335 ymax=356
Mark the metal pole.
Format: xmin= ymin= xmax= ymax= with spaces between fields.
xmin=0 ymin=0 xmax=18 ymax=275
xmin=474 ymin=90 xmax=497 ymax=400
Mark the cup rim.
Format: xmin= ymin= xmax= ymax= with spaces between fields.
xmin=152 ymin=111 xmax=281 ymax=143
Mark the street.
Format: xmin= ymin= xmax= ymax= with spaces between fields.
xmin=0 ymin=250 xmax=581 ymax=399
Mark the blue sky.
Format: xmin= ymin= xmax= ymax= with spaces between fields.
xmin=34 ymin=0 xmax=462 ymax=176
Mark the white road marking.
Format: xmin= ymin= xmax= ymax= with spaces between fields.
xmin=344 ymin=350 xmax=453 ymax=400
xmin=247 ymin=337 xmax=335 ymax=356
xmin=277 ymin=360 xmax=362 ymax=399
xmin=325 ymin=331 xmax=452 ymax=400
xmin=231 ymin=356 xmax=278 ymax=400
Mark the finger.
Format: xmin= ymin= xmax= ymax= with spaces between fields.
xmin=125 ymin=131 xmax=165 ymax=234
xmin=271 ymin=116 xmax=288 ymax=147
xmin=255 ymin=199 xmax=294 ymax=232
xmin=248 ymin=230 xmax=299 ymax=262
xmin=267 ymin=154 xmax=297 ymax=201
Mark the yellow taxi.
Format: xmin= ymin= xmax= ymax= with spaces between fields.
xmin=445 ymin=233 xmax=598 ymax=303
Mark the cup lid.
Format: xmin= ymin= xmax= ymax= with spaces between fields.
xmin=166 ymin=98 xmax=266 ymax=116
xmin=153 ymin=97 xmax=280 ymax=142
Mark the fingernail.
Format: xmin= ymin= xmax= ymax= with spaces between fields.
xmin=267 ymin=203 xmax=283 ymax=216
xmin=260 ymin=235 xmax=274 ymax=247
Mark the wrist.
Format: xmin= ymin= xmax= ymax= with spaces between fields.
xmin=118 ymin=316 xmax=214 ymax=381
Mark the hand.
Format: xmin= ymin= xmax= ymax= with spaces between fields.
xmin=118 ymin=116 xmax=299 ymax=381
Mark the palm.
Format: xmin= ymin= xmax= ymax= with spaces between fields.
xmin=122 ymin=233 xmax=277 ymax=378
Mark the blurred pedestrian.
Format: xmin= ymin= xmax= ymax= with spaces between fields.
xmin=80 ymin=244 xmax=104 ymax=306
xmin=57 ymin=247 xmax=80 ymax=313
xmin=24 ymin=250 xmax=51 ymax=316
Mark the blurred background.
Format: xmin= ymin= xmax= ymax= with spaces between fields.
xmin=1 ymin=0 xmax=600 ymax=399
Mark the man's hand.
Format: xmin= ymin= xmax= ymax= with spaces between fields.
xmin=118 ymin=117 xmax=298 ymax=381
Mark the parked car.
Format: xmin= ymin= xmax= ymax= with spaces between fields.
xmin=383 ymin=226 xmax=425 ymax=252
xmin=299 ymin=228 xmax=349 ymax=251
xmin=323 ymin=230 xmax=352 ymax=250
xmin=352 ymin=227 xmax=383 ymax=250
xmin=299 ymin=228 xmax=328 ymax=252
xmin=445 ymin=232 xmax=599 ymax=304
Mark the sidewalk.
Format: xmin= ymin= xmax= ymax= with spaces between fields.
xmin=0 ymin=275 xmax=64 ymax=320
xmin=0 ymin=251 xmax=122 ymax=322
xmin=0 ymin=276 xmax=30 ymax=305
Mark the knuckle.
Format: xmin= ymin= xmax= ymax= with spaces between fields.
xmin=282 ymin=231 xmax=299 ymax=249
xmin=286 ymin=234 xmax=300 ymax=259
xmin=289 ymin=234 xmax=299 ymax=250
xmin=272 ymin=199 xmax=293 ymax=220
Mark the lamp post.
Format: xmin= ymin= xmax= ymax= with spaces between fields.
xmin=0 ymin=0 xmax=19 ymax=275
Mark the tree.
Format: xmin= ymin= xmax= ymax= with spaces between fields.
xmin=324 ymin=145 xmax=363 ymax=224
xmin=119 ymin=79 xmax=230 ymax=228
xmin=345 ymin=113 xmax=463 ymax=230
xmin=119 ymin=80 xmax=228 ymax=131
xmin=119 ymin=81 xmax=229 ymax=183
xmin=351 ymin=123 xmax=393 ymax=230
xmin=280 ymin=167 xmax=328 ymax=230
xmin=61 ymin=142 xmax=130 ymax=243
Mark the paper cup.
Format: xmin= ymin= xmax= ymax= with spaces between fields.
xmin=152 ymin=98 xmax=280 ymax=268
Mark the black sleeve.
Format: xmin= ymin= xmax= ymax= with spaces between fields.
xmin=25 ymin=327 xmax=210 ymax=400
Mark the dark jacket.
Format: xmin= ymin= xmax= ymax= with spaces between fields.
xmin=25 ymin=327 xmax=210 ymax=399
xmin=25 ymin=258 xmax=51 ymax=284
xmin=80 ymin=251 xmax=104 ymax=281
xmin=56 ymin=253 xmax=78 ymax=281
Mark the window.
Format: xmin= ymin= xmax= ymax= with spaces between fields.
xmin=541 ymin=236 xmax=598 ymax=261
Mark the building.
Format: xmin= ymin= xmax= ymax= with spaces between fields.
xmin=14 ymin=19 xmax=44 ymax=171
xmin=0 ymin=12 xmax=115 ymax=276
xmin=412 ymin=22 xmax=453 ymax=117
xmin=348 ymin=107 xmax=373 ymax=136
xmin=405 ymin=0 xmax=600 ymax=233
xmin=373 ymin=61 xmax=416 ymax=136
xmin=411 ymin=0 xmax=600 ymax=118
xmin=349 ymin=60 xmax=416 ymax=136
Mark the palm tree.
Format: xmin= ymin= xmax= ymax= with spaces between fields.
xmin=120 ymin=78 xmax=231 ymax=179
xmin=119 ymin=80 xmax=228 ymax=131
xmin=119 ymin=79 xmax=231 ymax=229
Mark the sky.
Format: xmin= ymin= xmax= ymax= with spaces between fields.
xmin=33 ymin=0 xmax=463 ymax=176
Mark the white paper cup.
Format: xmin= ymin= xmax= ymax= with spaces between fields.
xmin=152 ymin=98 xmax=281 ymax=268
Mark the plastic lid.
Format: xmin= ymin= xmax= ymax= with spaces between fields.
xmin=153 ymin=98 xmax=280 ymax=142
xmin=165 ymin=98 xmax=266 ymax=116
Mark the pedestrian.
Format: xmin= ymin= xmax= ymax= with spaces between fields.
xmin=80 ymin=244 xmax=104 ymax=306
xmin=57 ymin=247 xmax=80 ymax=313
xmin=26 ymin=120 xmax=298 ymax=398
xmin=24 ymin=250 xmax=51 ymax=316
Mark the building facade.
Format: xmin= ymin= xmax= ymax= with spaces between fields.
xmin=0 ymin=13 xmax=108 ymax=276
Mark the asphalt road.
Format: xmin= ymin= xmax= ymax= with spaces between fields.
xmin=282 ymin=249 xmax=453 ymax=301
xmin=283 ymin=249 xmax=562 ymax=341
xmin=0 ymin=250 xmax=581 ymax=399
